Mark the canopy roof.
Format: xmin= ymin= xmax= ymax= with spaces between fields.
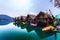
xmin=56 ymin=14 xmax=60 ymax=19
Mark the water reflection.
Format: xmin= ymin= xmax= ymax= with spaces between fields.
xmin=12 ymin=19 xmax=56 ymax=40
xmin=1 ymin=27 xmax=55 ymax=40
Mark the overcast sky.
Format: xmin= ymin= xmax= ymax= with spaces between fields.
xmin=0 ymin=0 xmax=59 ymax=17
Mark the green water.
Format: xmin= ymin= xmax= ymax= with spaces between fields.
xmin=56 ymin=33 xmax=60 ymax=40
xmin=1 ymin=28 xmax=56 ymax=40
xmin=11 ymin=22 xmax=55 ymax=40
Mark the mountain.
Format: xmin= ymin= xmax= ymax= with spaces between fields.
xmin=0 ymin=14 xmax=13 ymax=25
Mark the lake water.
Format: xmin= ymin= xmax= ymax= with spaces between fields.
xmin=0 ymin=14 xmax=58 ymax=40
xmin=0 ymin=23 xmax=59 ymax=40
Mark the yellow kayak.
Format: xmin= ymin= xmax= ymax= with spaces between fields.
xmin=22 ymin=22 xmax=27 ymax=24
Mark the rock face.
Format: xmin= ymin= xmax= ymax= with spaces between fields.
xmin=0 ymin=14 xmax=13 ymax=25
xmin=13 ymin=11 xmax=55 ymax=38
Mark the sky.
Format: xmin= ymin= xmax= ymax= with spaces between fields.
xmin=0 ymin=0 xmax=58 ymax=17
xmin=0 ymin=0 xmax=44 ymax=17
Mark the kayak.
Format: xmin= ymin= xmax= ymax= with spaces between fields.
xmin=30 ymin=23 xmax=37 ymax=26
xmin=42 ymin=26 xmax=52 ymax=31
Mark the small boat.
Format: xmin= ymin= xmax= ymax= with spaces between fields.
xmin=30 ymin=23 xmax=37 ymax=26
